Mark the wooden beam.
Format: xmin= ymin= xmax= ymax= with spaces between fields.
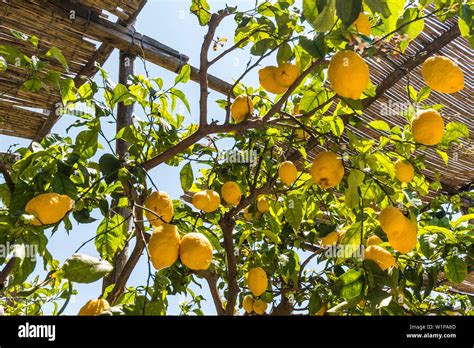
xmin=33 ymin=0 xmax=149 ymax=142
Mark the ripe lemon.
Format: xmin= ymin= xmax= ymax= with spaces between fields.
xmin=411 ymin=109 xmax=445 ymax=146
xmin=395 ymin=159 xmax=414 ymax=183
xmin=256 ymin=196 xmax=270 ymax=213
xmin=328 ymin=50 xmax=370 ymax=99
xmin=387 ymin=222 xmax=417 ymax=254
xmin=367 ymin=235 xmax=383 ymax=246
xmin=78 ymin=298 xmax=110 ymax=316
xmin=379 ymin=206 xmax=417 ymax=254
xmin=321 ymin=231 xmax=339 ymax=246
xmin=354 ymin=12 xmax=371 ymax=36
xmin=259 ymin=66 xmax=287 ymax=94
xmin=364 ymin=245 xmax=396 ymax=271
xmin=311 ymin=151 xmax=344 ymax=189
xmin=231 ymin=95 xmax=254 ymax=123
xmin=247 ymin=267 xmax=268 ymax=297
xmin=221 ymin=181 xmax=242 ymax=206
xmin=192 ymin=190 xmax=220 ymax=213
xmin=144 ymin=191 xmax=174 ymax=227
xmin=253 ymin=299 xmax=268 ymax=315
xmin=242 ymin=295 xmax=254 ymax=313
xmin=275 ymin=63 xmax=300 ymax=88
xmin=179 ymin=232 xmax=213 ymax=270
xmin=422 ymin=56 xmax=464 ymax=93
xmin=148 ymin=224 xmax=180 ymax=270
xmin=25 ymin=193 xmax=74 ymax=226
xmin=192 ymin=191 xmax=210 ymax=211
xmin=203 ymin=190 xmax=220 ymax=213
xmin=278 ymin=161 xmax=298 ymax=186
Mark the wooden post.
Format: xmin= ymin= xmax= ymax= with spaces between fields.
xmin=102 ymin=51 xmax=136 ymax=292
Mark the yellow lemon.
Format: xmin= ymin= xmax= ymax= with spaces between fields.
xmin=364 ymin=245 xmax=396 ymax=271
xmin=311 ymin=151 xmax=345 ymax=189
xmin=367 ymin=235 xmax=383 ymax=246
xmin=253 ymin=299 xmax=268 ymax=315
xmin=275 ymin=63 xmax=300 ymax=88
xmin=328 ymin=50 xmax=370 ymax=99
xmin=203 ymin=190 xmax=220 ymax=213
xmin=259 ymin=66 xmax=287 ymax=94
xmin=148 ymin=224 xmax=180 ymax=270
xmin=354 ymin=12 xmax=371 ymax=36
xmin=278 ymin=161 xmax=298 ymax=186
xmin=321 ymin=231 xmax=339 ymax=246
xmin=379 ymin=206 xmax=417 ymax=254
xmin=25 ymin=193 xmax=74 ymax=226
xmin=387 ymin=222 xmax=417 ymax=254
xmin=256 ymin=196 xmax=270 ymax=213
xmin=242 ymin=295 xmax=254 ymax=313
xmin=78 ymin=299 xmax=110 ymax=316
xmin=395 ymin=159 xmax=415 ymax=183
xmin=179 ymin=232 xmax=213 ymax=270
xmin=247 ymin=267 xmax=268 ymax=297
xmin=231 ymin=95 xmax=254 ymax=123
xmin=422 ymin=56 xmax=464 ymax=93
xmin=192 ymin=191 xmax=210 ymax=211
xmin=144 ymin=191 xmax=174 ymax=227
xmin=411 ymin=108 xmax=445 ymax=146
xmin=221 ymin=181 xmax=242 ymax=206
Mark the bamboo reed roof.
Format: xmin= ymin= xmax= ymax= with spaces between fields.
xmin=0 ymin=0 xmax=146 ymax=139
xmin=0 ymin=2 xmax=472 ymax=194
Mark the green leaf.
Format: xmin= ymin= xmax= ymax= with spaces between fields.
xmin=308 ymin=291 xmax=323 ymax=314
xmin=175 ymin=64 xmax=191 ymax=85
xmin=419 ymin=225 xmax=456 ymax=242
xmin=396 ymin=8 xmax=424 ymax=40
xmin=61 ymin=253 xmax=113 ymax=283
xmin=22 ymin=78 xmax=43 ymax=92
xmin=364 ymin=0 xmax=391 ymax=18
xmin=368 ymin=120 xmax=390 ymax=132
xmin=304 ymin=0 xmax=336 ymax=32
xmin=444 ymin=256 xmax=467 ymax=284
xmin=299 ymin=89 xmax=331 ymax=113
xmin=435 ymin=149 xmax=448 ymax=166
xmin=336 ymin=0 xmax=362 ymax=28
xmin=262 ymin=229 xmax=282 ymax=244
xmin=250 ymin=38 xmax=276 ymax=56
xmin=170 ymin=88 xmax=191 ymax=113
xmin=416 ymin=86 xmax=430 ymax=102
xmin=52 ymin=173 xmax=78 ymax=199
xmin=180 ymin=162 xmax=194 ymax=192
xmin=60 ymin=78 xmax=77 ymax=105
xmin=190 ymin=0 xmax=211 ymax=26
xmin=440 ymin=122 xmax=469 ymax=147
xmin=29 ymin=35 xmax=39 ymax=48
xmin=333 ymin=269 xmax=363 ymax=299
xmin=116 ymin=124 xmax=143 ymax=144
xmin=299 ymin=35 xmax=327 ymax=59
xmin=277 ymin=43 xmax=293 ymax=65
xmin=345 ymin=170 xmax=365 ymax=208
xmin=99 ymin=154 xmax=122 ymax=185
xmin=74 ymin=129 xmax=99 ymax=159
xmin=95 ymin=215 xmax=129 ymax=261
xmin=452 ymin=214 xmax=474 ymax=228
xmin=46 ymin=47 xmax=69 ymax=71
xmin=285 ymin=195 xmax=303 ymax=230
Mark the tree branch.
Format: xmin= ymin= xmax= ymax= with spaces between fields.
xmin=194 ymin=270 xmax=225 ymax=315
xmin=0 ymin=257 xmax=19 ymax=289
xmin=0 ymin=161 xmax=14 ymax=193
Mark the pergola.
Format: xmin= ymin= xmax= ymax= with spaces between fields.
xmin=0 ymin=1 xmax=472 ymax=294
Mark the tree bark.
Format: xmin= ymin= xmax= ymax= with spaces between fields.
xmin=102 ymin=51 xmax=135 ymax=292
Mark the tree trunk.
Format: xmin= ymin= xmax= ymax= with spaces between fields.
xmin=102 ymin=51 xmax=135 ymax=293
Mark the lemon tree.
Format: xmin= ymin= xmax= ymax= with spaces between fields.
xmin=0 ymin=0 xmax=472 ymax=316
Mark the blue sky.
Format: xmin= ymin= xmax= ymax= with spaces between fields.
xmin=0 ymin=0 xmax=291 ymax=315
